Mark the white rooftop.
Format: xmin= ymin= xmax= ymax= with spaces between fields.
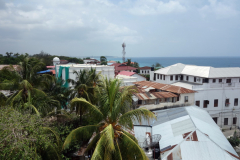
xmin=155 ymin=63 xmax=240 ymax=78
xmin=152 ymin=106 xmax=239 ymax=160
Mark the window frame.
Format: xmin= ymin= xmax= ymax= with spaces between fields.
xmin=214 ymin=99 xmax=218 ymax=107
xmin=195 ymin=101 xmax=200 ymax=107
xmin=224 ymin=118 xmax=228 ymax=125
xmin=234 ymin=98 xmax=238 ymax=106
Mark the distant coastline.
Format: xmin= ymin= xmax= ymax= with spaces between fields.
xmin=105 ymin=57 xmax=240 ymax=68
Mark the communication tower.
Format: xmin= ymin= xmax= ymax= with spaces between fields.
xmin=122 ymin=43 xmax=126 ymax=63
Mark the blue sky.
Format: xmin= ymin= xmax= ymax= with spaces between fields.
xmin=0 ymin=0 xmax=239 ymax=57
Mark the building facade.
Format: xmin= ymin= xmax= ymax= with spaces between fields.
xmin=55 ymin=64 xmax=115 ymax=87
xmin=139 ymin=66 xmax=151 ymax=75
xmin=150 ymin=63 xmax=240 ymax=129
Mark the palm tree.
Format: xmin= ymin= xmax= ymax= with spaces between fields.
xmin=5 ymin=80 xmax=60 ymax=116
xmin=68 ymin=68 xmax=100 ymax=124
xmin=63 ymin=78 xmax=156 ymax=159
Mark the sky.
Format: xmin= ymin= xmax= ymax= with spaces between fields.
xmin=0 ymin=0 xmax=239 ymax=57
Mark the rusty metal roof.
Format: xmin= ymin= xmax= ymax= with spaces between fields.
xmin=152 ymin=92 xmax=178 ymax=98
xmin=134 ymin=81 xmax=195 ymax=94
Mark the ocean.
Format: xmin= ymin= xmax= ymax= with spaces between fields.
xmin=106 ymin=57 xmax=240 ymax=68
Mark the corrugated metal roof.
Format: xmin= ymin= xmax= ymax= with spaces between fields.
xmin=155 ymin=63 xmax=240 ymax=78
xmin=134 ymin=81 xmax=195 ymax=94
xmin=152 ymin=106 xmax=239 ymax=159
xmin=134 ymin=106 xmax=239 ymax=159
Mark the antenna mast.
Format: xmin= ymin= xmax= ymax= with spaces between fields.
xmin=122 ymin=42 xmax=126 ymax=63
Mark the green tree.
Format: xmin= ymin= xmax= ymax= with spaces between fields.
xmin=100 ymin=56 xmax=107 ymax=62
xmin=127 ymin=59 xmax=131 ymax=66
xmin=63 ymin=78 xmax=156 ymax=159
xmin=68 ymin=68 xmax=100 ymax=124
xmin=0 ymin=106 xmax=62 ymax=160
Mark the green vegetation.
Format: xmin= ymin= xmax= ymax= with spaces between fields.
xmin=0 ymin=51 xmax=84 ymax=66
xmin=100 ymin=56 xmax=107 ymax=65
xmin=0 ymin=55 xmax=155 ymax=159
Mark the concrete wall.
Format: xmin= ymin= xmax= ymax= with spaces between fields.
xmin=134 ymin=126 xmax=152 ymax=147
xmin=132 ymin=74 xmax=146 ymax=82
xmin=140 ymin=69 xmax=151 ymax=75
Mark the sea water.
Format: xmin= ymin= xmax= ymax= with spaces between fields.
xmin=107 ymin=57 xmax=240 ymax=68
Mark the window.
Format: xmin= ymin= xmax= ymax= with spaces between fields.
xmin=203 ymin=78 xmax=209 ymax=83
xmin=154 ymin=73 xmax=156 ymax=80
xmin=233 ymin=117 xmax=237 ymax=125
xmin=170 ymin=75 xmax=173 ymax=81
xmin=203 ymin=100 xmax=209 ymax=108
xmin=186 ymin=76 xmax=189 ymax=81
xmin=177 ymin=97 xmax=179 ymax=101
xmin=195 ymin=101 xmax=200 ymax=107
xmin=224 ymin=118 xmax=228 ymax=125
xmin=226 ymin=79 xmax=231 ymax=83
xmin=234 ymin=98 xmax=238 ymax=106
xmin=163 ymin=75 xmax=165 ymax=80
xmin=184 ymin=96 xmax=188 ymax=102
xmin=148 ymin=71 xmax=149 ymax=73
xmin=145 ymin=71 xmax=146 ymax=73
xmin=175 ymin=75 xmax=178 ymax=80
xmin=157 ymin=74 xmax=159 ymax=79
xmin=219 ymin=79 xmax=222 ymax=83
xmin=214 ymin=99 xmax=218 ymax=107
xmin=194 ymin=77 xmax=196 ymax=82
xmin=213 ymin=79 xmax=216 ymax=83
xmin=225 ymin=99 xmax=230 ymax=107
xmin=160 ymin=75 xmax=162 ymax=80
xmin=213 ymin=117 xmax=218 ymax=124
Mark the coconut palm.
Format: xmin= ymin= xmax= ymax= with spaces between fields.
xmin=63 ymin=78 xmax=156 ymax=159
xmin=68 ymin=68 xmax=100 ymax=124
xmin=5 ymin=80 xmax=60 ymax=116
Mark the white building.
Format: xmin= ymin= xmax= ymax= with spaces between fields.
xmin=134 ymin=106 xmax=239 ymax=160
xmin=83 ymin=58 xmax=100 ymax=65
xmin=116 ymin=71 xmax=146 ymax=86
xmin=150 ymin=63 xmax=240 ymax=129
xmin=55 ymin=64 xmax=115 ymax=87
xmin=133 ymin=81 xmax=195 ymax=110
xmin=139 ymin=66 xmax=152 ymax=75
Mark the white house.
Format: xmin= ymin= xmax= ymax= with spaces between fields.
xmin=134 ymin=106 xmax=239 ymax=160
xmin=116 ymin=71 xmax=146 ymax=86
xmin=83 ymin=58 xmax=100 ymax=65
xmin=150 ymin=63 xmax=240 ymax=129
xmin=139 ymin=66 xmax=152 ymax=75
xmin=133 ymin=81 xmax=195 ymax=110
xmin=55 ymin=64 xmax=115 ymax=87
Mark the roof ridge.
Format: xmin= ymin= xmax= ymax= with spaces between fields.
xmin=196 ymin=129 xmax=239 ymax=159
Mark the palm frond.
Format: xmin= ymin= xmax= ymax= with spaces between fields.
xmin=118 ymin=108 xmax=156 ymax=129
xmin=62 ymin=125 xmax=99 ymax=150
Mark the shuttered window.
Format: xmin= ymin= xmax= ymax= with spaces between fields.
xmin=214 ymin=99 xmax=218 ymax=107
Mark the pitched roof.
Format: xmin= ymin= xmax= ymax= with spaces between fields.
xmin=118 ymin=71 xmax=136 ymax=76
xmin=155 ymin=63 xmax=240 ymax=78
xmin=110 ymin=63 xmax=137 ymax=71
xmin=134 ymin=81 xmax=195 ymax=94
xmin=134 ymin=106 xmax=239 ymax=160
xmin=140 ymin=66 xmax=151 ymax=69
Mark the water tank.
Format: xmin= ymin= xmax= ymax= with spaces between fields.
xmin=53 ymin=57 xmax=60 ymax=66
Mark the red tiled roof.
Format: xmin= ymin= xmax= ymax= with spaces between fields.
xmin=140 ymin=66 xmax=151 ymax=69
xmin=134 ymin=81 xmax=196 ymax=94
xmin=118 ymin=71 xmax=136 ymax=76
xmin=116 ymin=66 xmax=137 ymax=71
xmin=47 ymin=66 xmax=55 ymax=68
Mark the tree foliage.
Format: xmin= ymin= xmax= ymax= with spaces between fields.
xmin=0 ymin=107 xmax=62 ymax=160
xmin=63 ymin=78 xmax=156 ymax=159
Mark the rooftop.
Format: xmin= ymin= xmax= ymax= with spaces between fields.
xmin=118 ymin=71 xmax=136 ymax=76
xmin=155 ymin=63 xmax=240 ymax=78
xmin=139 ymin=66 xmax=151 ymax=69
xmin=134 ymin=81 xmax=196 ymax=94
xmin=134 ymin=106 xmax=239 ymax=160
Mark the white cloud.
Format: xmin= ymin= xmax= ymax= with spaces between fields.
xmin=199 ymin=0 xmax=238 ymax=18
xmin=0 ymin=0 xmax=141 ymax=44
xmin=129 ymin=0 xmax=186 ymax=15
